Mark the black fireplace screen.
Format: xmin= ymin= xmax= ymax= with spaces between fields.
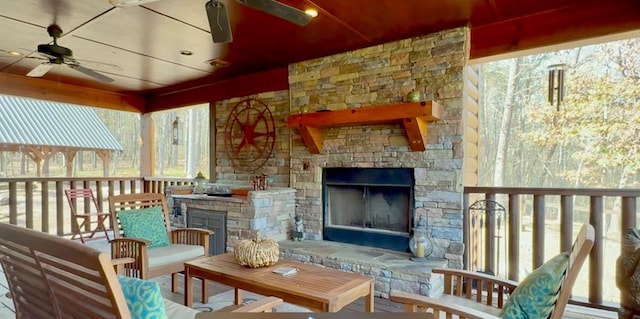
xmin=327 ymin=185 xmax=410 ymax=233
xmin=323 ymin=167 xmax=414 ymax=252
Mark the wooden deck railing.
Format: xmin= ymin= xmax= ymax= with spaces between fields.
xmin=1 ymin=181 xmax=635 ymax=309
xmin=0 ymin=176 xmax=193 ymax=237
xmin=464 ymin=187 xmax=640 ymax=310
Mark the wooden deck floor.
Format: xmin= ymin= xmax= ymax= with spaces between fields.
xmin=0 ymin=263 xmax=618 ymax=318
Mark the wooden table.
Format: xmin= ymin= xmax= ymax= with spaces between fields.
xmin=184 ymin=253 xmax=375 ymax=312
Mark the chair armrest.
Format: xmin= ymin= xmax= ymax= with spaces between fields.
xmin=75 ymin=212 xmax=110 ymax=217
xmin=230 ymin=297 xmax=283 ymax=312
xmin=111 ymin=257 xmax=135 ymax=275
xmin=171 ymin=228 xmax=212 ymax=246
xmin=433 ymin=267 xmax=518 ymax=306
xmin=433 ymin=268 xmax=519 ymax=288
xmin=109 ymin=238 xmax=149 ymax=261
xmin=390 ymin=291 xmax=501 ymax=319
xmin=109 ymin=238 xmax=150 ymax=278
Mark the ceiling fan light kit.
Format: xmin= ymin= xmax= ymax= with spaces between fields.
xmin=108 ymin=0 xmax=160 ymax=7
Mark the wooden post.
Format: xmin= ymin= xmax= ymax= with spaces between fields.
xmin=209 ymin=101 xmax=217 ymax=182
xmin=140 ymin=113 xmax=155 ymax=178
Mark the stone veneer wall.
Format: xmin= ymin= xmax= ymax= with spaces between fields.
xmin=173 ymin=188 xmax=296 ymax=250
xmin=214 ymin=90 xmax=291 ymax=188
xmin=288 ymin=27 xmax=469 ymax=268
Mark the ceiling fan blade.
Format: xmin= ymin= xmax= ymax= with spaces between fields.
xmin=27 ymin=63 xmax=54 ymax=77
xmin=237 ymin=0 xmax=312 ymax=26
xmin=75 ymin=58 xmax=123 ymax=71
xmin=68 ymin=64 xmax=114 ymax=83
xmin=0 ymin=49 xmax=47 ymax=61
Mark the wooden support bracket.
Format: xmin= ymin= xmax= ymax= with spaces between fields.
xmin=286 ymin=101 xmax=441 ymax=154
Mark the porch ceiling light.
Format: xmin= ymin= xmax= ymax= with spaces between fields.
xmin=304 ymin=9 xmax=318 ymax=18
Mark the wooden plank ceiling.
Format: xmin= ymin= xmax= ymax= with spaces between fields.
xmin=0 ymin=0 xmax=639 ymax=113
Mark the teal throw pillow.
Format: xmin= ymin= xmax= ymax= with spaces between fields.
xmin=117 ymin=275 xmax=167 ymax=319
xmin=118 ymin=206 xmax=170 ymax=248
xmin=501 ymin=252 xmax=569 ymax=319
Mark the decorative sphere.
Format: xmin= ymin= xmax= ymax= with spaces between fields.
xmin=407 ymin=90 xmax=422 ymax=103
xmin=234 ymin=238 xmax=279 ymax=268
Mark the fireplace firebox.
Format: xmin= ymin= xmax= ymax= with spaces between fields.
xmin=323 ymin=167 xmax=414 ymax=252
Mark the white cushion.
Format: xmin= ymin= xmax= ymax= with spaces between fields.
xmin=148 ymin=244 xmax=205 ymax=268
xmin=163 ymin=298 xmax=199 ymax=319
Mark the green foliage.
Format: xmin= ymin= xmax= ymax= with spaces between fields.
xmin=482 ymin=38 xmax=640 ymax=188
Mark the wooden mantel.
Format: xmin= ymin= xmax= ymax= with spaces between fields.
xmin=286 ymin=101 xmax=441 ymax=154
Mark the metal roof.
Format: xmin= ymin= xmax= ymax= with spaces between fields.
xmin=0 ymin=95 xmax=123 ymax=151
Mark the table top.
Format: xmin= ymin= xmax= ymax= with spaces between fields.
xmin=186 ymin=253 xmax=373 ymax=302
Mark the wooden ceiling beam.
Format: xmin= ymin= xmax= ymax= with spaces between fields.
xmin=0 ymin=73 xmax=145 ymax=113
xmin=470 ymin=0 xmax=640 ymax=63
xmin=145 ymin=67 xmax=289 ymax=112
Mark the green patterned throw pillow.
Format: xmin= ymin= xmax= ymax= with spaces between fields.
xmin=501 ymin=252 xmax=569 ymax=319
xmin=118 ymin=275 xmax=168 ymax=319
xmin=118 ymin=206 xmax=170 ymax=248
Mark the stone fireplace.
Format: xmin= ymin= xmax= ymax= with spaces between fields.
xmin=208 ymin=26 xmax=475 ymax=298
xmin=323 ymin=167 xmax=413 ymax=252
xmin=213 ymin=26 xmax=476 ymax=274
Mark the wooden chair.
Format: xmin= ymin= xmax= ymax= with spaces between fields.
xmin=65 ymin=188 xmax=111 ymax=243
xmin=391 ymin=224 xmax=595 ymax=319
xmin=0 ymin=222 xmax=282 ymax=319
xmin=108 ymin=193 xmax=212 ymax=298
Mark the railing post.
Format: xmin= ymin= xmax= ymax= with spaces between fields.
xmin=41 ymin=181 xmax=49 ymax=233
xmin=96 ymin=180 xmax=104 ymax=211
xmin=9 ymin=181 xmax=17 ymax=225
xmin=83 ymin=180 xmax=91 ymax=232
xmin=621 ymin=196 xmax=637 ymax=246
xmin=532 ymin=194 xmax=545 ymax=268
xmin=108 ymin=180 xmax=115 ymax=199
xmin=508 ymin=194 xmax=520 ymax=281
xmin=485 ymin=193 xmax=496 ymax=275
xmin=560 ymin=195 xmax=574 ymax=253
xmin=25 ymin=181 xmax=33 ymax=229
xmin=463 ymin=193 xmax=470 ymax=270
xmin=56 ymin=181 xmax=64 ymax=236
xmin=589 ymin=196 xmax=603 ymax=305
xmin=142 ymin=177 xmax=150 ymax=193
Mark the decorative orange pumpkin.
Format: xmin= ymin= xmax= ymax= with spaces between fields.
xmin=233 ymin=238 xmax=280 ymax=268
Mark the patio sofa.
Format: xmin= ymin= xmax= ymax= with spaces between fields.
xmin=0 ymin=222 xmax=282 ymax=319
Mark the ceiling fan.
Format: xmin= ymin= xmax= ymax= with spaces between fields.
xmin=205 ymin=0 xmax=314 ymax=44
xmin=25 ymin=24 xmax=117 ymax=83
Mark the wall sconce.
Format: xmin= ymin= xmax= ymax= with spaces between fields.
xmin=172 ymin=117 xmax=179 ymax=145
xmin=548 ymin=63 xmax=566 ymax=111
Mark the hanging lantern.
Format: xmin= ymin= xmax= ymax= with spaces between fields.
xmin=193 ymin=171 xmax=207 ymax=194
xmin=409 ymin=215 xmax=433 ymax=262
xmin=172 ymin=117 xmax=179 ymax=145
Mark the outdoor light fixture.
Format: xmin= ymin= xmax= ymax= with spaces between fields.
xmin=193 ymin=171 xmax=208 ymax=194
xmin=409 ymin=215 xmax=432 ymax=261
xmin=172 ymin=117 xmax=179 ymax=145
xmin=548 ymin=63 xmax=566 ymax=110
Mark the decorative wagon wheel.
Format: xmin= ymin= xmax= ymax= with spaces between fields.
xmin=224 ymin=98 xmax=276 ymax=171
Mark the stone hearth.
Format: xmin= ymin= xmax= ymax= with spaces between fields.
xmin=279 ymin=240 xmax=446 ymax=298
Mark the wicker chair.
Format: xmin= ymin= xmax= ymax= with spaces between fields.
xmin=109 ymin=193 xmax=212 ymax=299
